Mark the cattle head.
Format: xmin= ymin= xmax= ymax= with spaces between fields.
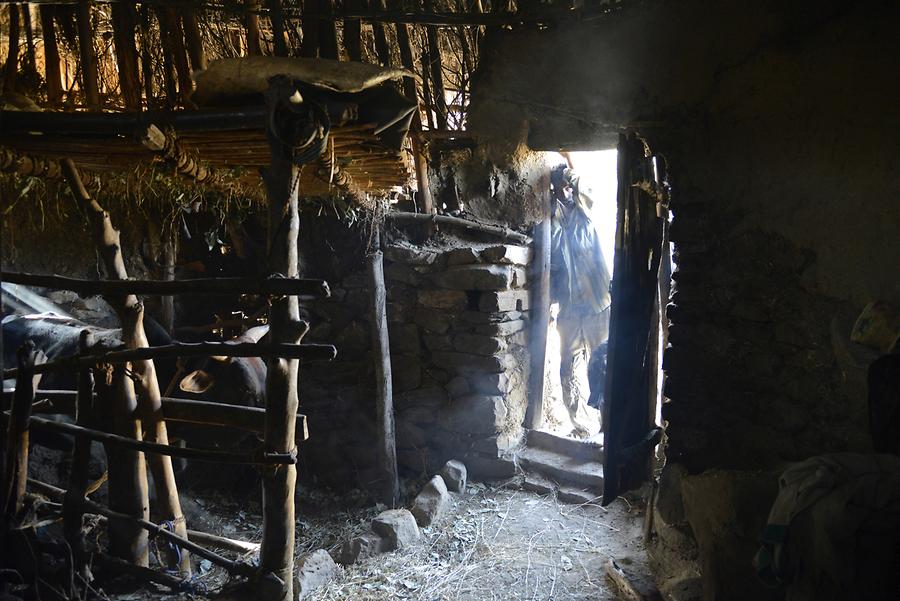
xmin=178 ymin=354 xmax=267 ymax=408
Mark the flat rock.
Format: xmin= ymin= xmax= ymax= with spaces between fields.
xmin=446 ymin=376 xmax=470 ymax=398
xmin=415 ymin=307 xmax=453 ymax=333
xmin=441 ymin=460 xmax=468 ymax=493
xmin=418 ymin=289 xmax=468 ymax=310
xmin=340 ymin=531 xmax=390 ymax=564
xmin=479 ymin=290 xmax=530 ymax=313
xmin=480 ymin=244 xmax=532 ymax=265
xmin=431 ymin=264 xmax=515 ymax=291
xmin=444 ymin=247 xmax=481 ymax=265
xmin=411 ymin=475 xmax=452 ymax=527
xmin=296 ymin=549 xmax=338 ymax=598
xmin=371 ymin=509 xmax=420 ymax=550
xmin=385 ymin=244 xmax=438 ymax=266
xmin=476 ymin=319 xmax=528 ymax=337
xmin=468 ymin=372 xmax=510 ymax=395
xmin=385 ymin=262 xmax=421 ymax=286
xmin=429 ymin=351 xmax=509 ymax=373
xmin=453 ymin=333 xmax=505 ymax=356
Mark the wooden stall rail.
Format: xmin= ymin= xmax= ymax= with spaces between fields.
xmin=2 ymin=341 xmax=338 ymax=380
xmin=2 ymin=390 xmax=310 ymax=442
xmin=0 ymin=271 xmax=331 ymax=298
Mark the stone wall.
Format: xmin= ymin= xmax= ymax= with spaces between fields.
xmin=299 ymin=226 xmax=532 ymax=490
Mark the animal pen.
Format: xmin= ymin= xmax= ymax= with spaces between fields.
xmin=0 ymin=1 xmax=668 ymax=600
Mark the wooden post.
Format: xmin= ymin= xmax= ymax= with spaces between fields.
xmin=422 ymin=0 xmax=447 ymax=129
xmin=343 ymin=0 xmax=362 ymax=61
xmin=3 ymin=2 xmax=20 ymax=94
xmin=259 ymin=77 xmax=306 ymax=601
xmin=394 ymin=11 xmax=435 ymax=213
xmin=152 ymin=7 xmax=177 ymax=106
xmin=370 ymin=0 xmax=390 ymax=66
xmin=60 ymin=158 xmax=191 ymax=575
xmin=22 ymin=3 xmax=35 ymax=74
xmin=95 ymin=364 xmax=150 ymax=566
xmin=111 ymin=2 xmax=141 ymax=110
xmin=244 ymin=0 xmax=262 ymax=56
xmin=267 ymin=0 xmax=288 ymax=57
xmin=368 ymin=227 xmax=399 ymax=506
xmin=157 ymin=7 xmax=192 ymax=105
xmin=1 ymin=343 xmax=42 ymax=532
xmin=299 ymin=0 xmax=320 ymax=57
xmin=524 ymin=184 xmax=551 ymax=429
xmin=160 ymin=228 xmax=177 ymax=335
xmin=318 ymin=0 xmax=339 ymax=60
xmin=39 ymin=6 xmax=63 ymax=105
xmin=76 ymin=0 xmax=100 ymax=110
xmin=63 ymin=330 xmax=95 ymax=582
xmin=182 ymin=8 xmax=207 ymax=72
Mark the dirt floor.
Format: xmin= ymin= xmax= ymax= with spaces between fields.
xmin=111 ymin=476 xmax=655 ymax=601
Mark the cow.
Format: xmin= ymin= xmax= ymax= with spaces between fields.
xmin=2 ymin=312 xmax=267 ymax=409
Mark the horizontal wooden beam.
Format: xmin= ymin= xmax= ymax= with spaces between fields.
xmin=8 ymin=389 xmax=309 ymax=442
xmin=386 ymin=211 xmax=531 ymax=244
xmin=26 ymin=415 xmax=298 ymax=465
xmin=1 ymin=271 xmax=331 ymax=298
xmin=2 ymin=340 xmax=337 ymax=379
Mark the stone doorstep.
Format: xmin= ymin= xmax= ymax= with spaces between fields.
xmin=521 ymin=473 xmax=602 ymax=505
xmin=526 ymin=429 xmax=605 ymax=463
xmin=517 ymin=446 xmax=605 ymax=492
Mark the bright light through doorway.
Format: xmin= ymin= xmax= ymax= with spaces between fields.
xmin=543 ymin=149 xmax=619 ymax=438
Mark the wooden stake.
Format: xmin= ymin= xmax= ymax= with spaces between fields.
xmin=22 ymin=3 xmax=35 ymax=74
xmin=266 ymin=0 xmax=288 ymax=57
xmin=343 ymin=0 xmax=363 ymax=61
xmin=110 ymin=2 xmax=141 ymax=110
xmin=76 ymin=0 xmax=100 ymax=110
xmin=3 ymin=2 xmax=20 ymax=94
xmin=318 ymin=0 xmax=339 ymax=59
xmin=182 ymin=8 xmax=207 ymax=71
xmin=244 ymin=0 xmax=262 ymax=56
xmin=368 ymin=228 xmax=399 ymax=507
xmin=39 ymin=6 xmax=62 ymax=105
xmin=1 ymin=343 xmax=42 ymax=533
xmin=370 ymin=0 xmax=390 ymax=66
xmin=63 ymin=330 xmax=95 ymax=582
xmin=524 ymin=184 xmax=551 ymax=430
xmin=300 ymin=0 xmax=320 ymax=58
xmin=259 ymin=76 xmax=307 ymax=601
xmin=95 ymin=364 xmax=150 ymax=567
xmin=160 ymin=229 xmax=176 ymax=335
xmin=422 ymin=0 xmax=447 ymax=129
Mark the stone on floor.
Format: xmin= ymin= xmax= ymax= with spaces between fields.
xmin=441 ymin=459 xmax=468 ymax=493
xmin=296 ymin=549 xmax=338 ymax=598
xmin=339 ymin=530 xmax=391 ymax=565
xmin=371 ymin=508 xmax=420 ymax=550
xmin=411 ymin=475 xmax=452 ymax=527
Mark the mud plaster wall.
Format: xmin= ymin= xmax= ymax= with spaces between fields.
xmin=466 ymin=1 xmax=899 ymax=599
xmin=297 ymin=217 xmax=531 ymax=492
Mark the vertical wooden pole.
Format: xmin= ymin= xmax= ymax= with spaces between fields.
xmin=524 ymin=183 xmax=551 ymax=429
xmin=157 ymin=7 xmax=192 ymax=105
xmin=96 ymin=364 xmax=150 ymax=566
xmin=138 ymin=6 xmax=156 ymax=108
xmin=245 ymin=0 xmax=262 ymax=56
xmin=318 ymin=0 xmax=339 ymax=60
xmin=39 ymin=6 xmax=63 ymax=105
xmin=259 ymin=78 xmax=304 ymax=601
xmin=267 ymin=0 xmax=288 ymax=56
xmin=368 ymin=227 xmax=399 ymax=506
xmin=299 ymin=0 xmax=320 ymax=58
xmin=22 ymin=4 xmax=35 ymax=74
xmin=182 ymin=8 xmax=207 ymax=71
xmin=422 ymin=0 xmax=447 ymax=129
xmin=111 ymin=3 xmax=141 ymax=110
xmin=76 ymin=0 xmax=100 ymax=110
xmin=343 ymin=1 xmax=362 ymax=61
xmin=370 ymin=0 xmax=390 ymax=66
xmin=63 ymin=330 xmax=95 ymax=581
xmin=1 ymin=343 xmax=42 ymax=533
xmin=160 ymin=229 xmax=177 ymax=335
xmin=3 ymin=3 xmax=20 ymax=95
xmin=394 ymin=13 xmax=434 ymax=213
xmin=60 ymin=158 xmax=191 ymax=575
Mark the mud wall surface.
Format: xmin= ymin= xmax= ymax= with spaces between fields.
xmin=298 ymin=219 xmax=531 ymax=491
xmin=467 ymin=1 xmax=900 ymax=599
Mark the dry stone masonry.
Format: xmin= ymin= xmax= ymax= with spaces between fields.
xmin=301 ymin=233 xmax=530 ymax=488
